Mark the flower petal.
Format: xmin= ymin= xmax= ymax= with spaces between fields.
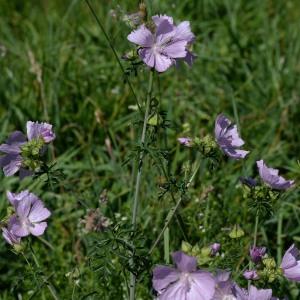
xmin=11 ymin=220 xmax=30 ymax=237
xmin=158 ymin=280 xmax=187 ymax=300
xmin=127 ymin=25 xmax=154 ymax=47
xmin=3 ymin=155 xmax=22 ymax=176
xmin=29 ymin=200 xmax=51 ymax=222
xmin=139 ymin=48 xmax=155 ymax=68
xmin=175 ymin=21 xmax=195 ymax=43
xmin=29 ymin=222 xmax=48 ymax=236
xmin=163 ymin=40 xmax=187 ymax=58
xmin=152 ymin=15 xmax=174 ymax=26
xmin=172 ymin=251 xmax=197 ymax=272
xmin=152 ymin=266 xmax=180 ymax=293
xmin=188 ymin=271 xmax=215 ymax=300
xmin=154 ymin=54 xmax=173 ymax=73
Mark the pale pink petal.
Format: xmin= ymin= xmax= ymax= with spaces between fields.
xmin=139 ymin=48 xmax=155 ymax=68
xmin=172 ymin=251 xmax=197 ymax=273
xmin=188 ymin=271 xmax=215 ymax=300
xmin=154 ymin=54 xmax=173 ymax=72
xmin=29 ymin=222 xmax=47 ymax=236
xmin=127 ymin=25 xmax=154 ymax=47
xmin=164 ymin=40 xmax=187 ymax=58
xmin=153 ymin=266 xmax=180 ymax=293
xmin=158 ymin=280 xmax=187 ymax=300
xmin=29 ymin=200 xmax=51 ymax=222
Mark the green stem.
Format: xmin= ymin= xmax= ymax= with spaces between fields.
xmin=85 ymin=0 xmax=142 ymax=112
xmin=29 ymin=245 xmax=60 ymax=300
xmin=277 ymin=209 xmax=283 ymax=265
xmin=164 ymin=227 xmax=170 ymax=264
xmin=129 ymin=70 xmax=154 ymax=300
xmin=149 ymin=159 xmax=202 ymax=254
xmin=253 ymin=212 xmax=259 ymax=248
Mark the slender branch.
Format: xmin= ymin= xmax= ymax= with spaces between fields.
xmin=149 ymin=160 xmax=202 ymax=254
xmin=85 ymin=0 xmax=142 ymax=112
xmin=29 ymin=245 xmax=60 ymax=300
xmin=129 ymin=70 xmax=154 ymax=300
xmin=277 ymin=209 xmax=283 ymax=265
xmin=131 ymin=70 xmax=154 ymax=228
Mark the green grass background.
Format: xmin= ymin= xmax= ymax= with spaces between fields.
xmin=0 ymin=0 xmax=300 ymax=299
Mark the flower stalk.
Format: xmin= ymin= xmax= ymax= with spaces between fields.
xmin=129 ymin=69 xmax=154 ymax=300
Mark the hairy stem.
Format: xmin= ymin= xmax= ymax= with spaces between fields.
xmin=129 ymin=70 xmax=154 ymax=300
xmin=277 ymin=209 xmax=283 ymax=265
xmin=28 ymin=245 xmax=60 ymax=300
xmin=149 ymin=159 xmax=202 ymax=254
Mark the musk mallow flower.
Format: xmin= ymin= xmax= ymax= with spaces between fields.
xmin=256 ymin=160 xmax=294 ymax=190
xmin=0 ymin=121 xmax=55 ymax=177
xmin=2 ymin=216 xmax=21 ymax=245
xmin=178 ymin=137 xmax=193 ymax=147
xmin=214 ymin=114 xmax=249 ymax=160
xmin=213 ymin=271 xmax=236 ymax=300
xmin=152 ymin=251 xmax=215 ymax=299
xmin=234 ymin=285 xmax=273 ymax=300
xmin=250 ymin=246 xmax=266 ymax=264
xmin=210 ymin=243 xmax=221 ymax=256
xmin=280 ymin=244 xmax=300 ymax=281
xmin=243 ymin=270 xmax=259 ymax=280
xmin=4 ymin=190 xmax=51 ymax=241
xmin=127 ymin=15 xmax=195 ymax=72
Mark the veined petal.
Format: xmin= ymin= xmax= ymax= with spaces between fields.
xmin=153 ymin=266 xmax=180 ymax=293
xmin=152 ymin=15 xmax=174 ymax=26
xmin=127 ymin=25 xmax=154 ymax=47
xmin=11 ymin=220 xmax=30 ymax=237
xmin=175 ymin=21 xmax=195 ymax=43
xmin=139 ymin=48 xmax=155 ymax=68
xmin=154 ymin=54 xmax=173 ymax=72
xmin=29 ymin=200 xmax=51 ymax=222
xmin=172 ymin=251 xmax=197 ymax=273
xmin=158 ymin=280 xmax=187 ymax=300
xmin=188 ymin=271 xmax=215 ymax=300
xmin=3 ymin=155 xmax=22 ymax=176
xmin=163 ymin=40 xmax=187 ymax=58
xmin=6 ymin=131 xmax=26 ymax=145
xmin=29 ymin=222 xmax=48 ymax=236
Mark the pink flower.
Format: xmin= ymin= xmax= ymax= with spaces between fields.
xmin=152 ymin=251 xmax=215 ymax=299
xmin=127 ymin=15 xmax=195 ymax=72
xmin=280 ymin=244 xmax=300 ymax=281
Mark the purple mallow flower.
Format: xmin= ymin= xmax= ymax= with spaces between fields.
xmin=2 ymin=190 xmax=51 ymax=245
xmin=234 ymin=285 xmax=273 ymax=300
xmin=250 ymin=246 xmax=266 ymax=264
xmin=178 ymin=137 xmax=192 ymax=147
xmin=280 ymin=244 xmax=300 ymax=281
xmin=0 ymin=131 xmax=26 ymax=176
xmin=257 ymin=160 xmax=294 ymax=190
xmin=213 ymin=271 xmax=236 ymax=300
xmin=152 ymin=251 xmax=215 ymax=299
xmin=243 ymin=270 xmax=259 ymax=280
xmin=210 ymin=243 xmax=221 ymax=256
xmin=2 ymin=216 xmax=21 ymax=245
xmin=214 ymin=114 xmax=249 ymax=160
xmin=27 ymin=121 xmax=55 ymax=143
xmin=127 ymin=15 xmax=195 ymax=72
xmin=0 ymin=121 xmax=55 ymax=177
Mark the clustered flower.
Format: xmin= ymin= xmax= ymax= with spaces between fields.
xmin=151 ymin=250 xmax=297 ymax=299
xmin=2 ymin=190 xmax=51 ymax=245
xmin=127 ymin=15 xmax=195 ymax=72
xmin=0 ymin=121 xmax=55 ymax=177
xmin=0 ymin=121 xmax=54 ymax=247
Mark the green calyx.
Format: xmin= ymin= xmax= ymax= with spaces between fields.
xmin=194 ymin=135 xmax=219 ymax=157
xmin=20 ymin=138 xmax=45 ymax=171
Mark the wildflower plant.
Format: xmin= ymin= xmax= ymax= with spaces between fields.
xmin=1 ymin=1 xmax=300 ymax=300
